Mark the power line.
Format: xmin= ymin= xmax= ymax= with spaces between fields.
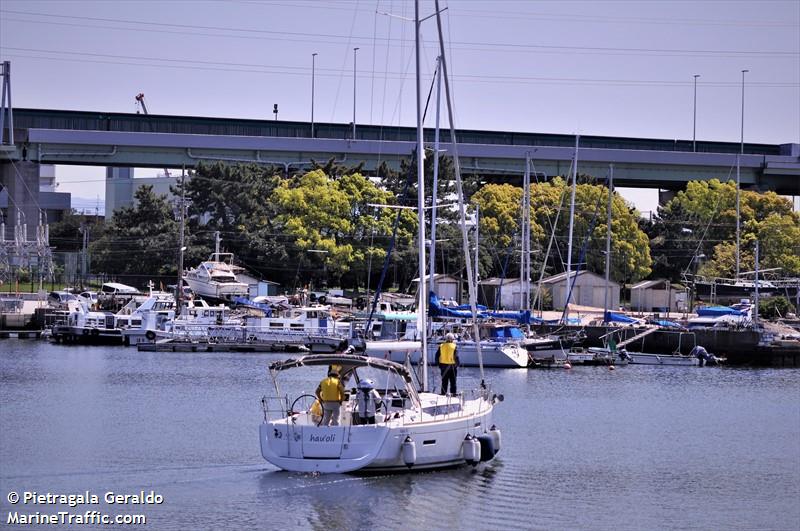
xmin=2 ymin=10 xmax=797 ymax=57
xmin=5 ymin=50 xmax=798 ymax=89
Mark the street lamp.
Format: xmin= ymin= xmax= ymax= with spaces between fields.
xmin=353 ymin=47 xmax=359 ymax=140
xmin=692 ymin=74 xmax=700 ymax=152
xmin=311 ymin=52 xmax=318 ymax=138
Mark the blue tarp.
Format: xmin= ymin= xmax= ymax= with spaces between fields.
xmin=232 ymin=296 xmax=272 ymax=316
xmin=429 ymin=292 xmax=487 ymax=319
xmin=487 ymin=326 xmax=526 ymax=339
xmin=696 ymin=305 xmax=747 ymax=317
xmin=604 ymin=311 xmax=639 ymax=324
xmin=651 ymin=319 xmax=682 ymax=328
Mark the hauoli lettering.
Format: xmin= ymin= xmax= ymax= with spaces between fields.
xmin=309 ymin=433 xmax=336 ymax=443
xmin=105 ymin=490 xmax=163 ymax=504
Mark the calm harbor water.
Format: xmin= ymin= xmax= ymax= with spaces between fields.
xmin=1 ymin=341 xmax=798 ymax=530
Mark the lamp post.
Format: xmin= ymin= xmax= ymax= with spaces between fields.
xmin=735 ymin=69 xmax=749 ymax=279
xmin=311 ymin=52 xmax=318 ymax=138
xmin=692 ymin=74 xmax=700 ymax=152
xmin=353 ymin=47 xmax=359 ymax=140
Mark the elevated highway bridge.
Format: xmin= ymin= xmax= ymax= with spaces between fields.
xmin=1 ymin=108 xmax=798 ymax=228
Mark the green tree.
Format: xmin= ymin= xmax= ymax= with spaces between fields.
xmin=91 ymin=186 xmax=179 ymax=280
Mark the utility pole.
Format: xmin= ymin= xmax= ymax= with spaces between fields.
xmin=311 ymin=53 xmax=318 ymax=138
xmin=692 ymin=74 xmax=700 ymax=152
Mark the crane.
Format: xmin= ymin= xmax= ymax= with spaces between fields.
xmin=135 ymin=93 xmax=170 ymax=177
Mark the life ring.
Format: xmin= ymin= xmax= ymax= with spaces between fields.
xmin=82 ymin=329 xmax=89 ymax=336
xmin=145 ymin=330 xmax=156 ymax=341
xmin=91 ymin=328 xmax=99 ymax=337
xmin=318 ymin=295 xmax=327 ymax=305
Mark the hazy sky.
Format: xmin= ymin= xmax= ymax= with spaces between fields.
xmin=2 ymin=0 xmax=798 ymax=213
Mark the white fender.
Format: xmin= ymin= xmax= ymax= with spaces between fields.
xmin=463 ymin=434 xmax=479 ymax=465
xmin=401 ymin=436 xmax=416 ymax=467
xmin=488 ymin=425 xmax=501 ymax=453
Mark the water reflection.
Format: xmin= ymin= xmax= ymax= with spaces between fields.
xmin=1 ymin=341 xmax=798 ymax=530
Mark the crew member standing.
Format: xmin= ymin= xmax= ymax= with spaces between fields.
xmin=435 ymin=333 xmax=459 ymax=395
xmin=355 ymin=378 xmax=382 ymax=425
xmin=316 ymin=369 xmax=345 ymax=426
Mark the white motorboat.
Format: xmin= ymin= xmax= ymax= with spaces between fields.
xmin=259 ymin=353 xmax=501 ymax=473
xmin=161 ymin=299 xmax=242 ymax=341
xmin=623 ymin=350 xmax=700 ymax=366
xmin=51 ymin=301 xmax=123 ymax=344
xmin=114 ymin=293 xmax=176 ymax=346
xmin=184 ymin=252 xmax=249 ymax=302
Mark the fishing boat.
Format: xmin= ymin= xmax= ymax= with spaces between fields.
xmin=258 ymin=352 xmax=501 ymax=473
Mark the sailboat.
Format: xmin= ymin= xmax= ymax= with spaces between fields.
xmin=257 ymin=0 xmax=502 ymax=473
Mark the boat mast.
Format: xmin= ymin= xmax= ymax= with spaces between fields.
xmin=753 ymin=239 xmax=759 ymax=325
xmin=414 ymin=0 xmax=428 ymax=392
xmin=604 ymin=164 xmax=614 ymax=322
xmin=565 ymin=135 xmax=579 ymax=319
xmin=433 ymin=0 xmax=485 ymax=384
xmin=177 ymin=166 xmax=186 ymax=316
xmin=521 ymin=153 xmax=531 ymax=312
xmin=428 ymin=55 xmax=442 ymax=335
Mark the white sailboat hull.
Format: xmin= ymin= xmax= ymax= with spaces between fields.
xmin=367 ymin=340 xmax=528 ymax=368
xmin=260 ymin=392 xmax=495 ymax=473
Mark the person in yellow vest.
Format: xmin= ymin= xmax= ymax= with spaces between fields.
xmin=435 ymin=333 xmax=460 ymax=395
xmin=315 ymin=369 xmax=345 ymax=426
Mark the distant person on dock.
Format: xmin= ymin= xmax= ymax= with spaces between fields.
xmin=316 ymin=369 xmax=345 ymax=426
xmin=435 ymin=333 xmax=460 ymax=395
xmin=354 ymin=378 xmax=382 ymax=425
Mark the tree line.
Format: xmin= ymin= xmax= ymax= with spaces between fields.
xmin=49 ymin=153 xmax=800 ymax=293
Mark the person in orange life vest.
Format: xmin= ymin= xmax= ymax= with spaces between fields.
xmin=315 ymin=369 xmax=345 ymax=426
xmin=435 ymin=333 xmax=460 ymax=395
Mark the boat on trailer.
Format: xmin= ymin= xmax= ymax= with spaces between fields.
xmin=259 ymin=353 xmax=501 ymax=473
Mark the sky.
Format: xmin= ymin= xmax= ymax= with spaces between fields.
xmin=2 ymin=0 xmax=799 ymax=214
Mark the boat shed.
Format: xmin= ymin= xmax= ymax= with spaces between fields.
xmin=411 ymin=274 xmax=462 ymax=303
xmin=237 ymin=273 xmax=282 ymax=298
xmin=631 ymin=279 xmax=686 ymax=312
xmin=541 ymin=271 xmax=620 ymax=311
xmin=478 ymin=278 xmax=536 ymax=310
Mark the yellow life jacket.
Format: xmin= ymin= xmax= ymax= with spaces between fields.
xmin=319 ymin=377 xmax=343 ymax=401
xmin=439 ymin=342 xmax=457 ymax=365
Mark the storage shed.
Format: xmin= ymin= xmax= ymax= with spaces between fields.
xmin=541 ymin=271 xmax=620 ymax=311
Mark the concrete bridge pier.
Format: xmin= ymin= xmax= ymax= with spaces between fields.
xmin=0 ymin=160 xmax=41 ymax=238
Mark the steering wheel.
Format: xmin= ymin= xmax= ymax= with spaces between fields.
xmin=290 ymin=394 xmax=318 ymax=415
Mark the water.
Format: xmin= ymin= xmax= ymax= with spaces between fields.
xmin=1 ymin=341 xmax=798 ymax=530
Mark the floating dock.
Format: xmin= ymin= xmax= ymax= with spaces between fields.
xmin=138 ymin=340 xmax=309 ymax=353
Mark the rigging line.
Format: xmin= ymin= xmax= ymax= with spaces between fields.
xmin=231 ymin=1 xmax=798 ymax=27
xmin=3 ymin=155 xmax=45 ymax=218
xmin=531 ymin=162 xmax=570 ymax=312
xmin=422 ymin=57 xmax=440 ymax=123
xmin=7 ymin=9 xmax=795 ymax=55
xmin=680 ymin=163 xmax=735 ymax=279
xmin=560 ymin=179 xmax=606 ymax=324
xmin=329 ymin=0 xmax=361 ymax=123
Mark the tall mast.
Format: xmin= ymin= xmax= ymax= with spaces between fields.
xmin=414 ymin=0 xmax=428 ymax=392
xmin=604 ymin=164 xmax=614 ymax=321
xmin=520 ymin=154 xmax=531 ymax=311
xmin=565 ymin=135 xmax=579 ymax=315
xmin=434 ymin=0 xmax=485 ymax=383
xmin=429 ymin=55 xmax=442 ymax=322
